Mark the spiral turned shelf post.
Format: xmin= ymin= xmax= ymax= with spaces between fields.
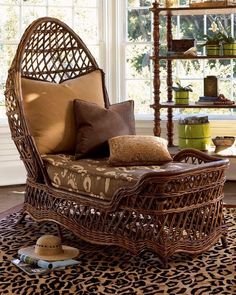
xmin=166 ymin=11 xmax=174 ymax=146
xmin=150 ymin=0 xmax=161 ymax=137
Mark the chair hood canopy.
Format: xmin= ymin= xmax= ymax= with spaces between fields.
xmin=18 ymin=17 xmax=99 ymax=83
xmin=5 ymin=17 xmax=108 ymax=182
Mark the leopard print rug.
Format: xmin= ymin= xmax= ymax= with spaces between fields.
xmin=0 ymin=209 xmax=235 ymax=295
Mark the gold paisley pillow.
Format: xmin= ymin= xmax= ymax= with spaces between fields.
xmin=108 ymin=135 xmax=172 ymax=166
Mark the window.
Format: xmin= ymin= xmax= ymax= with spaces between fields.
xmin=120 ymin=0 xmax=153 ymax=116
xmin=0 ymin=0 xmax=105 ymax=117
xmin=0 ymin=0 xmax=235 ymax=120
xmin=121 ymin=0 xmax=236 ymax=118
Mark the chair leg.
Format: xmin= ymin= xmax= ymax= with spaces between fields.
xmin=160 ymin=257 xmax=169 ymax=269
xmin=221 ymin=236 xmax=228 ymax=248
xmin=57 ymin=224 xmax=63 ymax=241
xmin=16 ymin=211 xmax=27 ymax=225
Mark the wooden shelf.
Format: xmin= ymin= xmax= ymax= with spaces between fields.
xmin=151 ymin=102 xmax=236 ymax=109
xmin=150 ymin=2 xmax=236 ymax=146
xmin=151 ymin=5 xmax=236 ymax=16
xmin=150 ymin=55 xmax=236 ymax=60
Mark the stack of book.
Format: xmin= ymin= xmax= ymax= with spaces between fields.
xmin=195 ymin=96 xmax=218 ymax=105
xmin=11 ymin=254 xmax=79 ymax=275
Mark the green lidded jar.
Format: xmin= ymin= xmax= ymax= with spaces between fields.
xmin=178 ymin=116 xmax=211 ymax=151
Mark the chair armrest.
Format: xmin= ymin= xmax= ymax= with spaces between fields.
xmin=173 ymin=148 xmax=228 ymax=165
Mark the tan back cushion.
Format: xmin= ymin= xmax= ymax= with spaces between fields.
xmin=22 ymin=70 xmax=105 ymax=154
xmin=62 ymin=70 xmax=105 ymax=106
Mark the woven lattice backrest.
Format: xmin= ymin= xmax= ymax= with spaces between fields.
xmin=21 ymin=17 xmax=98 ymax=83
xmin=5 ymin=17 xmax=107 ymax=182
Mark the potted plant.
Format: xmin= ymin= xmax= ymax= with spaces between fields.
xmin=202 ymin=35 xmax=222 ymax=56
xmin=219 ymin=28 xmax=236 ymax=56
xmin=172 ymin=80 xmax=193 ymax=105
xmin=202 ymin=22 xmax=222 ymax=56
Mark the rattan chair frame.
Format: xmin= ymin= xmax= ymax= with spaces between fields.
xmin=5 ymin=17 xmax=229 ymax=265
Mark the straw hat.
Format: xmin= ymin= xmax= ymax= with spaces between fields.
xmin=18 ymin=235 xmax=79 ymax=261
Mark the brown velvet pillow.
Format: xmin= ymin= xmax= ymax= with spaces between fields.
xmin=74 ymin=99 xmax=135 ymax=158
xmin=108 ymin=135 xmax=173 ymax=166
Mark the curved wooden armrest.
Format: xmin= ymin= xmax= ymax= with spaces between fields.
xmin=173 ymin=148 xmax=229 ymax=165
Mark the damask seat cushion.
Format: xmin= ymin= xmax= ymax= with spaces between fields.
xmin=42 ymin=154 xmax=196 ymax=201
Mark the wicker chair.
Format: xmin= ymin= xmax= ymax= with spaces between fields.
xmin=5 ymin=17 xmax=229 ymax=265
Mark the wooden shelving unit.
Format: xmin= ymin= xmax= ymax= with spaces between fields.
xmin=150 ymin=55 xmax=236 ymax=60
xmin=151 ymin=102 xmax=236 ymax=109
xmin=150 ymin=1 xmax=236 ymax=147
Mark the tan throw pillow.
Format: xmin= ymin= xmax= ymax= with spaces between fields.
xmin=62 ymin=70 xmax=104 ymax=107
xmin=74 ymin=99 xmax=136 ymax=158
xmin=108 ymin=135 xmax=172 ymax=166
xmin=21 ymin=70 xmax=105 ymax=154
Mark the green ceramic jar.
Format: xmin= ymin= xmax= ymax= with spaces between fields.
xmin=206 ymin=44 xmax=220 ymax=56
xmin=178 ymin=123 xmax=211 ymax=151
xmin=174 ymin=90 xmax=189 ymax=105
xmin=222 ymin=43 xmax=236 ymax=56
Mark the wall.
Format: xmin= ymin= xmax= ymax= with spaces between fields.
xmin=0 ymin=120 xmax=236 ymax=186
xmin=0 ymin=122 xmax=27 ymax=186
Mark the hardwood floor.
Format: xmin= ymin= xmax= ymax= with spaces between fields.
xmin=223 ymin=181 xmax=236 ymax=207
xmin=0 ymin=185 xmax=25 ymax=213
xmin=0 ymin=182 xmax=235 ymax=213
